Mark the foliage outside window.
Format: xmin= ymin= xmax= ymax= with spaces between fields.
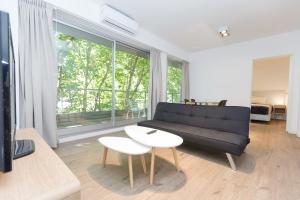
xmin=115 ymin=44 xmax=150 ymax=123
xmin=167 ymin=60 xmax=183 ymax=103
xmin=55 ymin=23 xmax=149 ymax=131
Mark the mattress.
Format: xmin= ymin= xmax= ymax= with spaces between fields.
xmin=250 ymin=103 xmax=272 ymax=122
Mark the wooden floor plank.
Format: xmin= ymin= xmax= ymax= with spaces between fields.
xmin=55 ymin=120 xmax=300 ymax=200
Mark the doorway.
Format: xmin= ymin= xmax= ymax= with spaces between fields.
xmin=250 ymin=55 xmax=290 ymax=126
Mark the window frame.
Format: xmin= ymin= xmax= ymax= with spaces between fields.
xmin=54 ymin=20 xmax=150 ymax=137
xmin=166 ymin=58 xmax=184 ymax=103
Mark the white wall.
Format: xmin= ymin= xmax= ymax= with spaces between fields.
xmin=252 ymin=56 xmax=290 ymax=92
xmin=190 ymin=54 xmax=252 ymax=106
xmin=45 ymin=0 xmax=189 ymax=61
xmin=2 ymin=0 xmax=189 ymax=61
xmin=189 ymin=30 xmax=300 ymax=135
xmin=190 ymin=31 xmax=300 ymax=106
xmin=252 ymin=56 xmax=289 ymax=106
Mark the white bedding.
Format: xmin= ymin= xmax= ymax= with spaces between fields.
xmin=250 ymin=103 xmax=272 ymax=122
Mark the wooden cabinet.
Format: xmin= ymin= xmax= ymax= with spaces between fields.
xmin=0 ymin=128 xmax=81 ymax=200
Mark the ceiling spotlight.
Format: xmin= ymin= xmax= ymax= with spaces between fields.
xmin=218 ymin=26 xmax=230 ymax=37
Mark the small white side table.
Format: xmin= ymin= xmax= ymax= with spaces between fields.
xmin=98 ymin=136 xmax=151 ymax=188
xmin=124 ymin=125 xmax=183 ymax=185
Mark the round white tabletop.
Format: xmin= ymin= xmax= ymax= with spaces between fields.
xmin=98 ymin=136 xmax=151 ymax=155
xmin=124 ymin=125 xmax=183 ymax=148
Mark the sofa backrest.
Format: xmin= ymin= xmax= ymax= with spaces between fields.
xmin=153 ymin=102 xmax=250 ymax=137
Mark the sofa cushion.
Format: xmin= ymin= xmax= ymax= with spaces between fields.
xmin=153 ymin=103 xmax=250 ymax=137
xmin=138 ymin=120 xmax=248 ymax=155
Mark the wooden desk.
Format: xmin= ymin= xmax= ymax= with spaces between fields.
xmin=183 ymin=101 xmax=219 ymax=106
xmin=198 ymin=101 xmax=219 ymax=106
xmin=0 ymin=128 xmax=81 ymax=200
xmin=185 ymin=102 xmax=197 ymax=105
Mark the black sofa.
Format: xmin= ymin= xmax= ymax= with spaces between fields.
xmin=138 ymin=102 xmax=250 ymax=170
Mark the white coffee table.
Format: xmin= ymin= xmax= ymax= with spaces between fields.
xmin=124 ymin=125 xmax=183 ymax=185
xmin=98 ymin=136 xmax=151 ymax=188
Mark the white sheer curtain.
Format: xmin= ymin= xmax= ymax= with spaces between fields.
xmin=148 ymin=49 xmax=164 ymax=119
xmin=181 ymin=61 xmax=190 ymax=101
xmin=19 ymin=0 xmax=58 ymax=147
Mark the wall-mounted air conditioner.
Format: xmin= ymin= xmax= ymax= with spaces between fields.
xmin=100 ymin=5 xmax=139 ymax=35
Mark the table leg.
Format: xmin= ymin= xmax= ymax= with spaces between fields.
xmin=140 ymin=155 xmax=147 ymax=174
xmin=171 ymin=147 xmax=180 ymax=171
xmin=102 ymin=147 xmax=108 ymax=168
xmin=150 ymin=148 xmax=156 ymax=185
xmin=128 ymin=155 xmax=133 ymax=188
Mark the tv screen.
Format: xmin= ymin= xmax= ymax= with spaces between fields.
xmin=0 ymin=11 xmax=15 ymax=173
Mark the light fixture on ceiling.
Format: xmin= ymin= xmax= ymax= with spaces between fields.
xmin=218 ymin=26 xmax=230 ymax=37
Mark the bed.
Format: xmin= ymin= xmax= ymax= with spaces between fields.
xmin=250 ymin=103 xmax=272 ymax=121
xmin=250 ymin=96 xmax=272 ymax=122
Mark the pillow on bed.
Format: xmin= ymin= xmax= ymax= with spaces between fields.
xmin=252 ymin=96 xmax=266 ymax=104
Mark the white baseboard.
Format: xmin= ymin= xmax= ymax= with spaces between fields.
xmin=58 ymin=126 xmax=126 ymax=144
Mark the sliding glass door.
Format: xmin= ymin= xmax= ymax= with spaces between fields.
xmin=55 ymin=23 xmax=149 ymax=134
xmin=115 ymin=43 xmax=150 ymax=126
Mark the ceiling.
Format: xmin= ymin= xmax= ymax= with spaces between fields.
xmin=95 ymin=0 xmax=300 ymax=52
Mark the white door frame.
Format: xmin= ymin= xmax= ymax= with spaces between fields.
xmin=250 ymin=54 xmax=300 ymax=137
xmin=287 ymin=54 xmax=300 ymax=136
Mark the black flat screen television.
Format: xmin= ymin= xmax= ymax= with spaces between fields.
xmin=0 ymin=11 xmax=14 ymax=173
xmin=0 ymin=11 xmax=34 ymax=173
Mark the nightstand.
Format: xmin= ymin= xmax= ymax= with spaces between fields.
xmin=273 ymin=105 xmax=287 ymax=120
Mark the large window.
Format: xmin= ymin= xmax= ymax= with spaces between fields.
xmin=167 ymin=59 xmax=183 ymax=103
xmin=55 ymin=22 xmax=149 ymax=133
xmin=115 ymin=44 xmax=149 ymax=125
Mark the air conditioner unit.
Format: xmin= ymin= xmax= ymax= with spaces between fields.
xmin=100 ymin=5 xmax=139 ymax=35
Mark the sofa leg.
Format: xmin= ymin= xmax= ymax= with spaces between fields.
xmin=226 ymin=153 xmax=237 ymax=171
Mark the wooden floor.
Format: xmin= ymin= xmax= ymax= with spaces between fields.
xmin=55 ymin=120 xmax=300 ymax=200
